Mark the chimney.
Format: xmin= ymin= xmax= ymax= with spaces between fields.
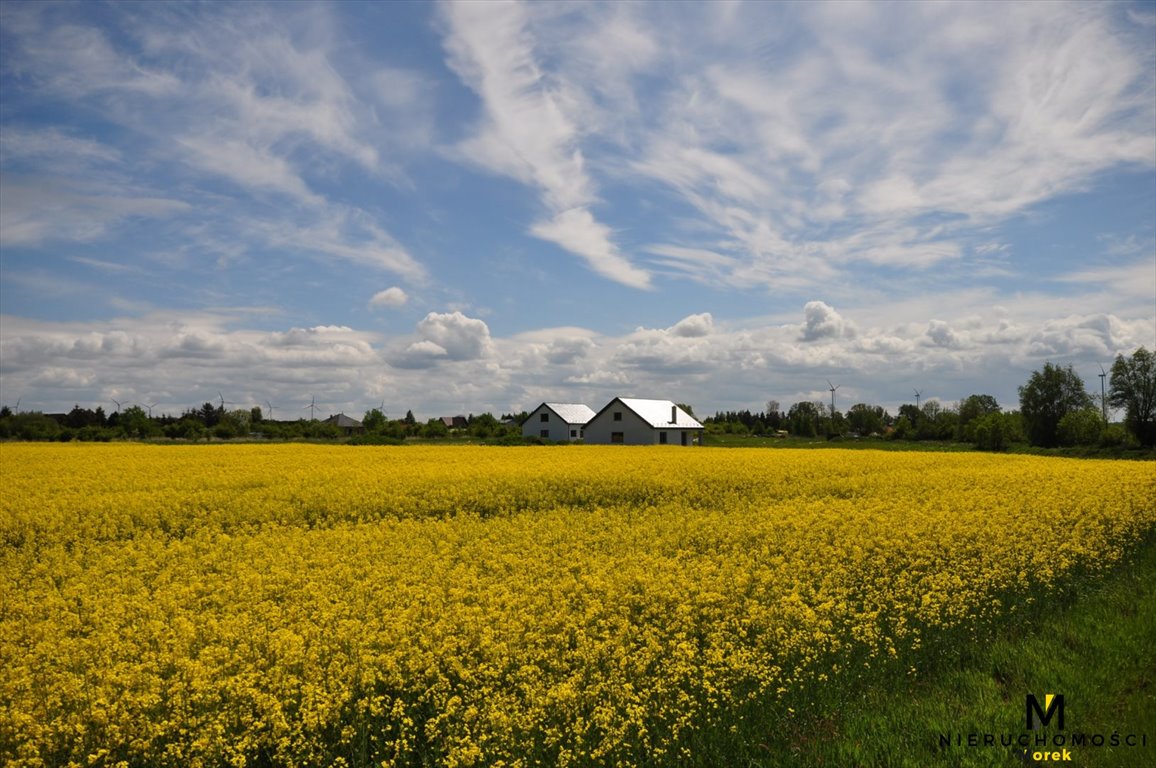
xmin=671 ymin=404 xmax=677 ymax=424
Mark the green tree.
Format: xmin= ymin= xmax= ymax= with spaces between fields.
xmin=119 ymin=405 xmax=158 ymax=439
xmin=468 ymin=412 xmax=501 ymax=438
xmin=199 ymin=402 xmax=221 ymax=427
xmin=957 ymin=394 xmax=1001 ymax=441
xmin=846 ymin=404 xmax=886 ymax=436
xmin=786 ymin=401 xmax=821 ymax=437
xmin=1108 ymin=347 xmax=1156 ymax=447
xmin=916 ymin=400 xmax=956 ymax=440
xmin=1056 ymin=407 xmax=1104 ymax=447
xmin=1018 ymin=362 xmax=1092 ymax=447
xmin=973 ymin=411 xmax=1023 ymax=451
xmin=362 ymin=408 xmax=387 ymax=433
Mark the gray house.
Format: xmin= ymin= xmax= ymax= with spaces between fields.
xmin=582 ymin=398 xmax=703 ymax=446
xmin=523 ymin=402 xmax=595 ymax=441
xmin=324 ymin=413 xmax=364 ymax=436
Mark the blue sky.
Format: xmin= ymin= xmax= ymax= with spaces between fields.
xmin=1 ymin=0 xmax=1154 ymax=420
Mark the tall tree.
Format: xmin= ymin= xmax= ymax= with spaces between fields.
xmin=957 ymin=394 xmax=1001 ymax=441
xmin=787 ymin=401 xmax=822 ymax=437
xmin=847 ymin=403 xmax=886 ymax=435
xmin=362 ymin=408 xmax=387 ymax=433
xmin=1019 ymin=363 xmax=1092 ymax=447
xmin=1109 ymin=347 xmax=1156 ymax=447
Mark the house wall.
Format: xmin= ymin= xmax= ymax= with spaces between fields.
xmin=583 ymin=399 xmax=703 ymax=445
xmin=583 ymin=401 xmax=658 ymax=445
xmin=522 ymin=405 xmax=582 ymax=441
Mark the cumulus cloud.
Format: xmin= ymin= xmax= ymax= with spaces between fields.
xmin=418 ymin=311 xmax=494 ymax=361
xmin=801 ymin=301 xmax=854 ymax=342
xmin=669 ymin=312 xmax=714 ymax=338
xmin=925 ymin=320 xmax=962 ymax=349
xmin=391 ymin=311 xmax=496 ymax=368
xmin=369 ymin=287 xmax=409 ymax=309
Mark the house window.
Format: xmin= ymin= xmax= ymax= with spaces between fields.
xmin=570 ymin=429 xmax=577 ymax=438
xmin=659 ymin=432 xmax=667 ymax=444
xmin=613 ymin=411 xmax=622 ymax=421
xmin=540 ymin=429 xmax=549 ymax=438
xmin=540 ymin=412 xmax=549 ymax=422
xmin=611 ymin=432 xmax=624 ymax=443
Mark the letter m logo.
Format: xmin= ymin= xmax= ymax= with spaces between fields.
xmin=1026 ymin=693 xmax=1064 ymax=730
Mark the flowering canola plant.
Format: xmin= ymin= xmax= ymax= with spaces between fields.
xmin=1 ymin=444 xmax=1153 ymax=766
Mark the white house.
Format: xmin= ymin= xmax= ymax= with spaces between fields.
xmin=582 ymin=397 xmax=704 ymax=446
xmin=523 ymin=402 xmax=596 ymax=441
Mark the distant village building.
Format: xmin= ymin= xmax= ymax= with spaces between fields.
xmin=324 ymin=413 xmax=364 ymax=436
xmin=582 ymin=398 xmax=703 ymax=446
xmin=522 ymin=402 xmax=596 ymax=441
xmin=440 ymin=415 xmax=469 ymax=430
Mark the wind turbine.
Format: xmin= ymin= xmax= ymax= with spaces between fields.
xmin=265 ymin=400 xmax=276 ymax=421
xmin=111 ymin=398 xmax=123 ymax=414
xmin=144 ymin=403 xmax=158 ymax=418
xmin=913 ymin=388 xmax=923 ymax=409
xmin=304 ymin=395 xmax=320 ymax=421
xmin=1098 ymin=364 xmax=1108 ymax=424
xmin=826 ymin=380 xmax=842 ymax=418
xmin=217 ymin=391 xmax=235 ymax=411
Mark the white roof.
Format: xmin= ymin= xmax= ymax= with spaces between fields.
xmin=617 ymin=398 xmax=703 ymax=429
xmin=541 ymin=402 xmax=596 ymax=425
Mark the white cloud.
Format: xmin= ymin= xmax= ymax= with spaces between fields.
xmin=441 ymin=0 xmax=651 ymax=289
xmin=413 ymin=311 xmax=494 ymax=362
xmin=669 ymin=312 xmax=714 ymax=338
xmin=616 ymin=2 xmax=1155 ymax=294
xmin=2 ymin=291 xmax=1153 ymax=419
xmin=925 ymin=319 xmax=962 ymax=349
xmin=369 ymin=287 xmax=409 ymax=309
xmin=0 ymin=177 xmax=190 ymax=247
xmin=529 ymin=208 xmax=651 ymax=290
xmin=0 ymin=127 xmax=121 ymax=166
xmin=801 ymin=301 xmax=854 ymax=342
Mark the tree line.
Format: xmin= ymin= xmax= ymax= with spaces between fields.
xmin=0 ymin=401 xmax=530 ymax=443
xmin=704 ymin=348 xmax=1155 ymax=451
xmin=2 ymin=348 xmax=1153 ymax=450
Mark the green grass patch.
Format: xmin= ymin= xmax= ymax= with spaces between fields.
xmin=724 ymin=542 xmax=1156 ymax=767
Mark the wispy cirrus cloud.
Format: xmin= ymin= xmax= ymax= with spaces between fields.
xmin=530 ymin=1 xmax=1156 ymax=296
xmin=440 ymin=0 xmax=651 ymax=290
xmin=0 ymin=1 xmax=428 ymax=282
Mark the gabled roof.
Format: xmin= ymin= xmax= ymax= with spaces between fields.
xmin=325 ymin=413 xmax=363 ymax=428
xmin=591 ymin=397 xmax=704 ymax=429
xmin=537 ymin=402 xmax=595 ymax=425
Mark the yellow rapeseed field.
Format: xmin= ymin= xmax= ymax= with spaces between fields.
xmin=1 ymin=444 xmax=1153 ymax=767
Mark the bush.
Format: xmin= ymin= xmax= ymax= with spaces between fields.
xmin=973 ymin=412 xmax=1022 ymax=451
xmin=1056 ymin=408 xmax=1104 ymax=447
xmin=347 ymin=434 xmax=406 ymax=446
xmin=1099 ymin=423 xmax=1138 ymax=449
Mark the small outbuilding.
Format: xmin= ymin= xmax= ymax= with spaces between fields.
xmin=324 ymin=413 xmax=364 ymax=436
xmin=522 ymin=402 xmax=596 ymax=441
xmin=582 ymin=397 xmax=703 ymax=446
